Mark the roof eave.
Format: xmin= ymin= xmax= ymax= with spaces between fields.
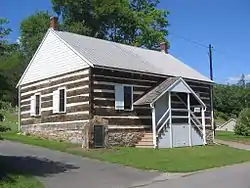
xmin=94 ymin=64 xmax=213 ymax=84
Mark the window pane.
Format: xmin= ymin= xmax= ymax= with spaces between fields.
xmin=124 ymin=86 xmax=132 ymax=110
xmin=59 ymin=89 xmax=65 ymax=112
xmin=35 ymin=95 xmax=40 ymax=115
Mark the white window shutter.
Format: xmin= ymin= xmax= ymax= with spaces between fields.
xmin=115 ymin=84 xmax=124 ymax=110
xmin=53 ymin=90 xmax=60 ymax=113
xmin=30 ymin=95 xmax=35 ymax=116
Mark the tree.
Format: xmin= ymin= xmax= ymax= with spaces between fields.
xmin=0 ymin=17 xmax=14 ymax=133
xmin=234 ymin=108 xmax=250 ymax=136
xmin=20 ymin=11 xmax=51 ymax=61
xmin=214 ymin=84 xmax=246 ymax=118
xmin=51 ymin=0 xmax=169 ymax=49
xmin=237 ymin=74 xmax=246 ymax=88
xmin=0 ymin=17 xmax=12 ymax=55
xmin=0 ymin=51 xmax=25 ymax=105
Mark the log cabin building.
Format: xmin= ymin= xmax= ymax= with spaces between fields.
xmin=17 ymin=17 xmax=214 ymax=148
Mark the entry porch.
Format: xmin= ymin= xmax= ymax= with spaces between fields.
xmin=134 ymin=77 xmax=207 ymax=148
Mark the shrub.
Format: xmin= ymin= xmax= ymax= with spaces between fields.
xmin=215 ymin=111 xmax=229 ymax=121
xmin=0 ymin=101 xmax=12 ymax=111
xmin=234 ymin=108 xmax=250 ymax=136
xmin=0 ymin=112 xmax=10 ymax=133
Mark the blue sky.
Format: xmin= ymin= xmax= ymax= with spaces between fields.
xmin=2 ymin=0 xmax=250 ymax=83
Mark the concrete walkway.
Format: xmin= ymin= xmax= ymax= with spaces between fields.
xmin=0 ymin=140 xmax=184 ymax=188
xmin=215 ymin=139 xmax=250 ymax=151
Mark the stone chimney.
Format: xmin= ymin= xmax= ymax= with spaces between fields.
xmin=160 ymin=42 xmax=168 ymax=53
xmin=50 ymin=16 xmax=58 ymax=30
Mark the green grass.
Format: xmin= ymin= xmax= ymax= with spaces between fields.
xmin=0 ymin=175 xmax=43 ymax=188
xmin=72 ymin=145 xmax=250 ymax=172
xmin=2 ymin=132 xmax=76 ymax=152
xmin=0 ymin=109 xmax=18 ymax=132
xmin=3 ymin=132 xmax=250 ymax=172
xmin=3 ymin=111 xmax=250 ymax=173
xmin=216 ymin=131 xmax=250 ymax=144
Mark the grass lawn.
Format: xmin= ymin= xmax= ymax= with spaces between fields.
xmin=3 ymin=132 xmax=250 ymax=172
xmin=2 ymin=111 xmax=250 ymax=173
xmin=216 ymin=131 xmax=250 ymax=144
xmin=0 ymin=109 xmax=18 ymax=132
xmin=0 ymin=175 xmax=43 ymax=188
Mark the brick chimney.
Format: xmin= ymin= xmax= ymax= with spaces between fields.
xmin=160 ymin=42 xmax=168 ymax=53
xmin=50 ymin=16 xmax=58 ymax=30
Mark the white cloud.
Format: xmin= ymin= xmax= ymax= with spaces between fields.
xmin=16 ymin=36 xmax=21 ymax=44
xmin=226 ymin=74 xmax=250 ymax=84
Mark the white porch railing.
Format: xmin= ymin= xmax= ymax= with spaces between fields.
xmin=173 ymin=93 xmax=204 ymax=137
xmin=157 ymin=108 xmax=170 ymax=127
xmin=153 ymin=92 xmax=206 ymax=148
xmin=157 ymin=113 xmax=170 ymax=136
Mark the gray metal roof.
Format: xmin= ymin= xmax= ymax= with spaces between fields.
xmin=55 ymin=30 xmax=212 ymax=82
xmin=134 ymin=77 xmax=179 ymax=106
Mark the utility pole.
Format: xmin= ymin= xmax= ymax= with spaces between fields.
xmin=208 ymin=44 xmax=215 ymax=138
xmin=209 ymin=44 xmax=213 ymax=81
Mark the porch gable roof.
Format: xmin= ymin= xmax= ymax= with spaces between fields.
xmin=134 ymin=77 xmax=206 ymax=108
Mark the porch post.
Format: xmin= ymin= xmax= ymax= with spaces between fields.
xmin=168 ymin=92 xmax=173 ymax=148
xmin=201 ymin=107 xmax=207 ymax=145
xmin=187 ymin=93 xmax=191 ymax=146
xmin=151 ymin=105 xmax=157 ymax=148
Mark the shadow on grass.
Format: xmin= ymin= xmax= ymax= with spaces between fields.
xmin=0 ymin=155 xmax=79 ymax=183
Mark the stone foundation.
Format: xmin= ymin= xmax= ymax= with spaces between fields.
xmin=206 ymin=128 xmax=214 ymax=144
xmin=107 ymin=129 xmax=146 ymax=146
xmin=21 ymin=122 xmax=213 ymax=147
xmin=21 ymin=122 xmax=87 ymax=144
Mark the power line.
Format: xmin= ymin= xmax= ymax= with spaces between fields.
xmin=169 ymin=32 xmax=245 ymax=62
xmin=168 ymin=32 xmax=208 ymax=48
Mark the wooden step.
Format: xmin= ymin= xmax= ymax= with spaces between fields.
xmin=144 ymin=132 xmax=153 ymax=136
xmin=143 ymin=133 xmax=153 ymax=137
xmin=135 ymin=145 xmax=154 ymax=148
xmin=136 ymin=141 xmax=153 ymax=145
xmin=135 ymin=132 xmax=154 ymax=148
xmin=140 ymin=137 xmax=153 ymax=141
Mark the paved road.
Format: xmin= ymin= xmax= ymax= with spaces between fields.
xmin=144 ymin=162 xmax=250 ymax=188
xmin=0 ymin=140 xmax=165 ymax=188
xmin=215 ymin=139 xmax=250 ymax=150
xmin=1 ymin=140 xmax=250 ymax=188
xmin=145 ymin=140 xmax=250 ymax=188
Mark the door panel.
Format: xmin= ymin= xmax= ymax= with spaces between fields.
xmin=172 ymin=124 xmax=189 ymax=147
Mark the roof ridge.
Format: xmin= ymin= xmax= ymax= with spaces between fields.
xmin=54 ymin=30 xmax=165 ymax=54
xmin=54 ymin=30 xmax=212 ymax=83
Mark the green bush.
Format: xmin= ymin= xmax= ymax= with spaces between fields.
xmin=215 ymin=111 xmax=229 ymax=122
xmin=0 ymin=101 xmax=12 ymax=110
xmin=235 ymin=108 xmax=250 ymax=136
xmin=0 ymin=110 xmax=11 ymax=133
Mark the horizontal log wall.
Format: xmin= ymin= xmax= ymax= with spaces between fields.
xmin=20 ymin=68 xmax=90 ymax=128
xmin=92 ymin=68 xmax=213 ymax=128
xmin=92 ymin=68 xmax=161 ymax=128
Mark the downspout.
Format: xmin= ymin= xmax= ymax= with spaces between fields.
xmin=168 ymin=92 xmax=173 ymax=148
xmin=210 ymin=86 xmax=215 ymax=142
xmin=201 ymin=106 xmax=207 ymax=145
xmin=150 ymin=103 xmax=157 ymax=149
xmin=187 ymin=93 xmax=192 ymax=146
xmin=18 ymin=86 xmax=21 ymax=132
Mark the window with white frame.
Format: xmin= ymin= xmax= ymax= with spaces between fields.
xmin=53 ymin=87 xmax=66 ymax=113
xmin=115 ymin=84 xmax=133 ymax=110
xmin=30 ymin=93 xmax=41 ymax=116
